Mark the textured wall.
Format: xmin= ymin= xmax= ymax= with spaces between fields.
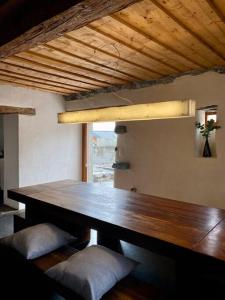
xmin=113 ymin=72 xmax=225 ymax=209
xmin=67 ymin=71 xmax=225 ymax=209
xmin=0 ymin=84 xmax=81 ymax=208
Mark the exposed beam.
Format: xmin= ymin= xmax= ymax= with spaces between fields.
xmin=64 ymin=66 xmax=225 ymax=101
xmin=0 ymin=0 xmax=140 ymax=59
xmin=0 ymin=105 xmax=35 ymax=115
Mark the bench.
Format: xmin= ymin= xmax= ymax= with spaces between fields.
xmin=0 ymin=240 xmax=164 ymax=300
xmin=1 ymin=216 xmax=164 ymax=299
xmin=32 ymin=244 xmax=164 ymax=300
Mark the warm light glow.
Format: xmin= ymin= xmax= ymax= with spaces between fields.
xmin=58 ymin=100 xmax=196 ymax=124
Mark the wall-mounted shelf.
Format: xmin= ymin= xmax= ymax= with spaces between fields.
xmin=114 ymin=125 xmax=127 ymax=134
xmin=112 ymin=162 xmax=130 ymax=170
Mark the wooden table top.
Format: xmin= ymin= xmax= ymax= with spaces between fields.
xmin=8 ymin=180 xmax=225 ymax=262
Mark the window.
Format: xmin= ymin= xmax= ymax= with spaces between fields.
xmin=205 ymin=111 xmax=217 ymax=124
xmin=87 ymin=122 xmax=117 ymax=185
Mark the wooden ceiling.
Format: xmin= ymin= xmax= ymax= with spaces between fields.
xmin=0 ymin=0 xmax=225 ymax=96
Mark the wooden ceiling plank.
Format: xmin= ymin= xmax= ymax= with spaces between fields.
xmin=51 ymin=34 xmax=166 ymax=76
xmin=44 ymin=43 xmax=155 ymax=80
xmin=63 ymin=29 xmax=175 ymax=75
xmin=0 ymin=61 xmax=91 ymax=91
xmin=0 ymin=79 xmax=68 ymax=95
xmin=114 ymin=0 xmax=224 ymax=67
xmin=206 ymin=0 xmax=225 ymax=23
xmin=198 ymin=0 xmax=225 ymax=46
xmin=89 ymin=17 xmax=200 ymax=71
xmin=0 ymin=69 xmax=80 ymax=93
xmin=0 ymin=0 xmax=140 ymax=59
xmin=0 ymin=74 xmax=73 ymax=94
xmin=151 ymin=0 xmax=225 ymax=61
xmin=34 ymin=43 xmax=157 ymax=81
xmin=21 ymin=49 xmax=132 ymax=84
xmin=4 ymin=56 xmax=108 ymax=89
xmin=109 ymin=15 xmax=206 ymax=69
xmin=182 ymin=0 xmax=225 ymax=36
xmin=7 ymin=55 xmax=114 ymax=87
xmin=212 ymin=0 xmax=225 ymax=17
xmin=81 ymin=25 xmax=182 ymax=73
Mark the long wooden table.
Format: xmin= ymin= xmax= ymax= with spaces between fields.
xmin=7 ymin=180 xmax=225 ymax=264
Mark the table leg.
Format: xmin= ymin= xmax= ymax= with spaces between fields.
xmin=97 ymin=231 xmax=123 ymax=253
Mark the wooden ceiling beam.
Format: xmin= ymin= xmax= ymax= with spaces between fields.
xmin=0 ymin=105 xmax=35 ymax=115
xmin=0 ymin=0 xmax=140 ymax=59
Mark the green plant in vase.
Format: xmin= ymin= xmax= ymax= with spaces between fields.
xmin=196 ymin=119 xmax=221 ymax=157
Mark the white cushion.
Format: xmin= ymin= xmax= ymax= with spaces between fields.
xmin=46 ymin=245 xmax=137 ymax=300
xmin=0 ymin=223 xmax=75 ymax=259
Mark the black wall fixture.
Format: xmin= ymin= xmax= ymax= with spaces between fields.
xmin=114 ymin=125 xmax=127 ymax=134
xmin=112 ymin=162 xmax=130 ymax=170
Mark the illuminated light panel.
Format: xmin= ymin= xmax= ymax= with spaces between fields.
xmin=58 ymin=100 xmax=196 ymax=124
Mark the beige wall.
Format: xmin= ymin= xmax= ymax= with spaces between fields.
xmin=67 ymin=71 xmax=225 ymax=209
xmin=0 ymin=84 xmax=82 ymax=208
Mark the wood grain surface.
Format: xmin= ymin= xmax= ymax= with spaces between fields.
xmin=8 ymin=180 xmax=225 ymax=262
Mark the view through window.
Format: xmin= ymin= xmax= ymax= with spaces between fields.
xmin=88 ymin=122 xmax=116 ymax=185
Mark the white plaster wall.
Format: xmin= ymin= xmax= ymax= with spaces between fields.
xmin=18 ymin=93 xmax=81 ymax=187
xmin=0 ymin=84 xmax=81 ymax=208
xmin=67 ymin=71 xmax=225 ymax=209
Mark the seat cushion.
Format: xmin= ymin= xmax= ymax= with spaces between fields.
xmin=46 ymin=245 xmax=137 ymax=300
xmin=0 ymin=223 xmax=76 ymax=259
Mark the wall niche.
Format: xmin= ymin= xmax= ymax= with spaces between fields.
xmin=195 ymin=105 xmax=218 ymax=158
